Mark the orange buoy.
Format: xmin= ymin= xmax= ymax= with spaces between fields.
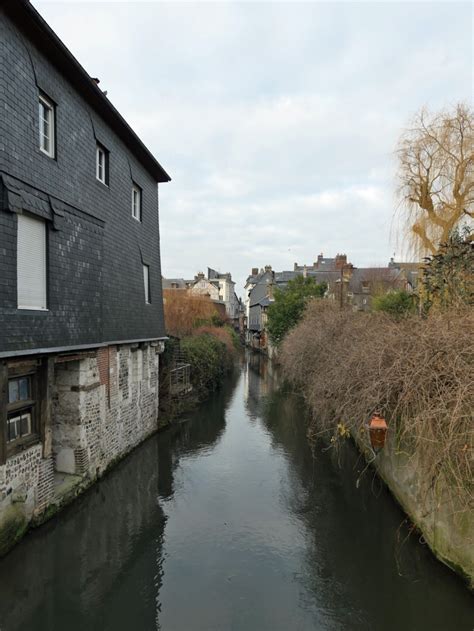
xmin=368 ymin=413 xmax=388 ymax=451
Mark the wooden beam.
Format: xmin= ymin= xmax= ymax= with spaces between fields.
xmin=0 ymin=361 xmax=8 ymax=465
xmin=39 ymin=357 xmax=54 ymax=458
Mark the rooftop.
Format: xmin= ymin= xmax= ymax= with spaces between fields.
xmin=5 ymin=0 xmax=171 ymax=183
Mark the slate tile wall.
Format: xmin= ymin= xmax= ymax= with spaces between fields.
xmin=0 ymin=8 xmax=166 ymax=355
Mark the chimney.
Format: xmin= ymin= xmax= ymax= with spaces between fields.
xmin=335 ymin=254 xmax=347 ymax=269
xmin=252 ymin=268 xmax=258 ymax=276
xmin=195 ymin=271 xmax=205 ymax=281
xmin=303 ymin=265 xmax=307 ymax=278
xmin=315 ymin=253 xmax=323 ymax=268
xmin=264 ymin=265 xmax=272 ymax=272
xmin=91 ymin=77 xmax=100 ymax=86
xmin=267 ymin=281 xmax=274 ymax=300
xmin=294 ymin=262 xmax=298 ymax=271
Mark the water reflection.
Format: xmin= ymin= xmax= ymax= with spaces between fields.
xmin=0 ymin=437 xmax=164 ymax=631
xmin=253 ymin=354 xmax=474 ymax=631
xmin=0 ymin=358 xmax=472 ymax=631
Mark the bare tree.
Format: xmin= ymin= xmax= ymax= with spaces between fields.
xmin=397 ymin=103 xmax=474 ymax=256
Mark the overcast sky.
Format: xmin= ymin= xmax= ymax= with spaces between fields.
xmin=34 ymin=1 xmax=473 ymax=293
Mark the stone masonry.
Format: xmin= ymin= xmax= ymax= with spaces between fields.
xmin=0 ymin=341 xmax=163 ymax=555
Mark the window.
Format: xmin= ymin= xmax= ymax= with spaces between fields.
xmin=96 ymin=144 xmax=109 ymax=185
xmin=39 ymin=94 xmax=55 ymax=158
xmin=17 ymin=214 xmax=47 ymax=310
xmin=143 ymin=264 xmax=150 ymax=304
xmin=7 ymin=374 xmax=37 ymax=446
xmin=132 ymin=184 xmax=142 ymax=221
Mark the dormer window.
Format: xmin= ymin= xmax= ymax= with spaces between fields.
xmin=39 ymin=94 xmax=55 ymax=158
xmin=132 ymin=184 xmax=142 ymax=221
xmin=96 ymin=143 xmax=109 ymax=185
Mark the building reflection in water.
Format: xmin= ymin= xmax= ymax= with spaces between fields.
xmin=255 ymin=361 xmax=474 ymax=631
xmin=0 ymin=371 xmax=238 ymax=631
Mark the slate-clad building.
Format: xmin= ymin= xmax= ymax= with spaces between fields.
xmin=0 ymin=0 xmax=170 ymax=554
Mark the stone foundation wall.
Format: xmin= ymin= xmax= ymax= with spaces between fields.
xmin=355 ymin=430 xmax=474 ymax=586
xmin=0 ymin=341 xmax=163 ymax=556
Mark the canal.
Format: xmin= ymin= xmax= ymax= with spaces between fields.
xmin=0 ymin=355 xmax=472 ymax=630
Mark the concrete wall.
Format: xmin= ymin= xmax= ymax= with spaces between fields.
xmin=357 ymin=429 xmax=474 ymax=586
xmin=0 ymin=341 xmax=162 ymax=556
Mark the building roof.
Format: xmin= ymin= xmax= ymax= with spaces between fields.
xmin=162 ymin=278 xmax=188 ymax=289
xmin=274 ymin=271 xmax=298 ymax=284
xmin=347 ymin=268 xmax=402 ymax=293
xmin=5 ymin=0 xmax=171 ymax=183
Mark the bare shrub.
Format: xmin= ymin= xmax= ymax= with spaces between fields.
xmin=163 ymin=290 xmax=225 ymax=337
xmin=280 ymin=301 xmax=473 ymax=510
xmin=193 ymin=325 xmax=237 ymax=353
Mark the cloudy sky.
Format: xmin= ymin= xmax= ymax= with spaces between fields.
xmin=34 ymin=1 xmax=473 ymax=292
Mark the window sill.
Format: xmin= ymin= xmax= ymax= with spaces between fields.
xmin=7 ymin=435 xmax=41 ymax=459
xmin=39 ymin=147 xmax=56 ymax=160
xmin=17 ymin=306 xmax=49 ymax=312
xmin=96 ymin=178 xmax=109 ymax=188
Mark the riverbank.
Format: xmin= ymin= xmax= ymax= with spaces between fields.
xmin=159 ymin=328 xmax=239 ymax=427
xmin=279 ymin=301 xmax=473 ymax=587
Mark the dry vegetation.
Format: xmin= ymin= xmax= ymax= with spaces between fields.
xmin=280 ymin=301 xmax=473 ymax=510
xmin=397 ymin=103 xmax=474 ymax=257
xmin=163 ymin=290 xmax=224 ymax=337
xmin=161 ymin=290 xmax=238 ymax=404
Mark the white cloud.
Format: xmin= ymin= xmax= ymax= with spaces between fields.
xmin=34 ymin=1 xmax=473 ymax=290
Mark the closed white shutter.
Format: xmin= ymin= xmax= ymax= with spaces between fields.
xmin=17 ymin=214 xmax=47 ymax=310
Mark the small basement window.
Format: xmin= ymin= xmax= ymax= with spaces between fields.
xmin=132 ymin=184 xmax=142 ymax=221
xmin=39 ymin=94 xmax=55 ymax=158
xmin=7 ymin=374 xmax=37 ymax=448
xmin=96 ymin=144 xmax=109 ymax=185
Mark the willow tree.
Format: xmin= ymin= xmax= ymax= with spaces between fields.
xmin=397 ymin=103 xmax=474 ymax=256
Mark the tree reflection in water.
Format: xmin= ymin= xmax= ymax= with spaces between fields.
xmin=254 ymin=354 xmax=474 ymax=631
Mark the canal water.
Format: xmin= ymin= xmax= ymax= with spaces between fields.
xmin=0 ymin=355 xmax=472 ymax=630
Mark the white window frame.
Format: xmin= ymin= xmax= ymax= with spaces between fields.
xmin=39 ymin=94 xmax=55 ymax=158
xmin=143 ymin=264 xmax=151 ymax=304
xmin=96 ymin=144 xmax=108 ymax=185
xmin=17 ymin=214 xmax=48 ymax=311
xmin=132 ymin=185 xmax=142 ymax=221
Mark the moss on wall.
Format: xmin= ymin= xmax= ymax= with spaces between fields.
xmin=0 ymin=505 xmax=28 ymax=557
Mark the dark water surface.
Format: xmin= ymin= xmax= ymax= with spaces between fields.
xmin=0 ymin=355 xmax=472 ymax=630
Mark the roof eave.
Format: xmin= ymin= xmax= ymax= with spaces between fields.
xmin=6 ymin=0 xmax=171 ymax=184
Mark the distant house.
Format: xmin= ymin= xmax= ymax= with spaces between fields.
xmin=162 ymin=278 xmax=194 ymax=290
xmin=294 ymin=253 xmax=352 ymax=273
xmin=206 ymin=268 xmax=240 ymax=321
xmin=190 ymin=273 xmax=221 ymax=301
xmin=243 ymin=253 xmax=420 ymax=349
xmin=245 ymin=267 xmax=276 ymax=350
xmin=344 ymin=267 xmax=404 ymax=311
xmin=0 ymin=0 xmax=170 ymax=554
xmin=188 ymin=269 xmax=240 ymax=324
xmin=163 ymin=269 xmax=241 ymax=327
